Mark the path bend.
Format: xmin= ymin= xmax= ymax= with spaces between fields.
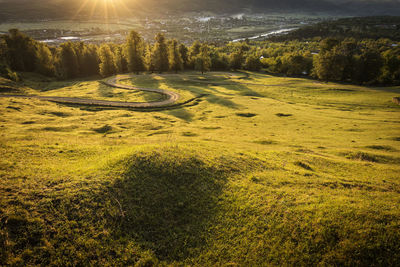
xmin=0 ymin=74 xmax=181 ymax=108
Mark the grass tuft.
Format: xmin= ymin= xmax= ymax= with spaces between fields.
xmin=365 ymin=145 xmax=396 ymax=151
xmin=236 ymin=112 xmax=257 ymax=118
xmin=49 ymin=111 xmax=70 ymax=117
xmin=275 ymin=113 xmax=293 ymax=117
xmin=345 ymin=152 xmax=400 ymax=164
xmin=253 ymin=139 xmax=277 ymax=145
xmin=6 ymin=106 xmax=21 ymax=111
xmin=294 ymin=161 xmax=313 ymax=170
xmin=93 ymin=125 xmax=113 ymax=134
xmin=182 ymin=131 xmax=198 ymax=137
xmin=346 ymin=151 xmax=379 ymax=162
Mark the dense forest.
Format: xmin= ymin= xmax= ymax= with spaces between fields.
xmin=1 ymin=29 xmax=399 ymax=86
xmin=271 ymin=16 xmax=400 ymax=42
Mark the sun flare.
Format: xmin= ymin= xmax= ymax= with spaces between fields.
xmin=72 ymin=0 xmax=132 ymax=20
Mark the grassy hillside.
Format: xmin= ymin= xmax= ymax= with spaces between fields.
xmin=0 ymin=72 xmax=399 ymax=265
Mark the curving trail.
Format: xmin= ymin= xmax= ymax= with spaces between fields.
xmin=0 ymin=72 xmax=271 ymax=109
xmin=105 ymin=74 xmax=180 ymax=107
xmin=0 ymin=74 xmax=181 ymax=108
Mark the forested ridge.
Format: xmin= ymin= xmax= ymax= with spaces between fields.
xmin=1 ymin=28 xmax=399 ymax=86
xmin=272 ymin=16 xmax=400 ymax=42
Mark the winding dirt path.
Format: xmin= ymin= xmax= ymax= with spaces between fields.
xmin=0 ymin=72 xmax=271 ymax=109
xmin=0 ymin=74 xmax=181 ymax=108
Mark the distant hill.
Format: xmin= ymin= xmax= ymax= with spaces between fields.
xmin=0 ymin=0 xmax=400 ymax=22
xmin=269 ymin=16 xmax=400 ymax=41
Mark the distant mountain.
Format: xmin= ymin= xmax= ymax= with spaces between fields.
xmin=128 ymin=0 xmax=400 ymax=15
xmin=0 ymin=0 xmax=399 ymax=22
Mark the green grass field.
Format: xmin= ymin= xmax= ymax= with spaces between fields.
xmin=0 ymin=71 xmax=399 ymax=266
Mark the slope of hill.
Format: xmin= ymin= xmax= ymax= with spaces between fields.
xmin=0 ymin=71 xmax=399 ymax=265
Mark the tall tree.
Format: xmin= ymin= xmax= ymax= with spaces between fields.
xmin=81 ymin=44 xmax=100 ymax=77
xmin=210 ymin=51 xmax=229 ymax=71
xmin=229 ymin=50 xmax=244 ymax=70
xmin=125 ymin=30 xmax=145 ymax=74
xmin=152 ymin=33 xmax=169 ymax=73
xmin=188 ymin=41 xmax=201 ymax=69
xmin=320 ymin=38 xmax=340 ymax=53
xmin=73 ymin=42 xmax=86 ymax=76
xmin=98 ymin=44 xmax=116 ymax=78
xmin=57 ymin=42 xmax=79 ymax=79
xmin=0 ymin=37 xmax=8 ymax=74
xmin=0 ymin=37 xmax=18 ymax=81
xmin=244 ymin=53 xmax=262 ymax=71
xmin=280 ymin=52 xmax=312 ymax=76
xmin=168 ymin=39 xmax=183 ymax=73
xmin=4 ymin=29 xmax=37 ymax=72
xmin=194 ymin=44 xmax=211 ymax=74
xmin=35 ymin=43 xmax=55 ymax=76
xmin=229 ymin=42 xmax=249 ymax=70
xmin=113 ymin=45 xmax=126 ymax=74
xmin=339 ymin=39 xmax=359 ymax=82
xmin=357 ymin=48 xmax=383 ymax=84
xmin=313 ymin=45 xmax=347 ymax=81
xmin=179 ymin=43 xmax=189 ymax=69
xmin=144 ymin=44 xmax=155 ymax=73
xmin=380 ymin=48 xmax=400 ymax=84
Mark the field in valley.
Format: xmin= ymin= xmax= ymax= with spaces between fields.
xmin=0 ymin=71 xmax=399 ymax=265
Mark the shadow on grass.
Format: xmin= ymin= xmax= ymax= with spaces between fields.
xmin=25 ymin=75 xmax=102 ymax=92
xmin=107 ymin=147 xmax=228 ymax=261
xmin=117 ymin=75 xmax=166 ymax=103
xmin=119 ymin=75 xmax=196 ymax=122
xmin=158 ymin=72 xmax=268 ymax=121
xmin=166 ymin=109 xmax=195 ymax=122
xmin=98 ymin=82 xmax=115 ymax=98
xmin=162 ymin=74 xmax=251 ymax=110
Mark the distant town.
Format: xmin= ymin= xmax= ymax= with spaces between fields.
xmin=0 ymin=14 xmax=327 ymax=45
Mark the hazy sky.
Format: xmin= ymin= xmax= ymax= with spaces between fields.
xmin=1 ymin=0 xmax=399 ymax=17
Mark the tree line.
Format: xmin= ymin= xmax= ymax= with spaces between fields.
xmin=259 ymin=38 xmax=400 ymax=85
xmin=1 ymin=29 xmax=399 ymax=85
xmin=0 ymin=29 xmax=213 ymax=80
xmin=270 ymin=16 xmax=400 ymax=42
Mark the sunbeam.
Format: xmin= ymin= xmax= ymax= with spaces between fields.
xmin=69 ymin=0 xmax=129 ymax=20
xmin=89 ymin=0 xmax=100 ymax=19
xmin=72 ymin=0 xmax=92 ymax=20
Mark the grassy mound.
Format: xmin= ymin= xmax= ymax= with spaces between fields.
xmin=110 ymin=147 xmax=241 ymax=261
xmin=0 ymin=146 xmax=265 ymax=265
xmin=2 ymin=146 xmax=399 ymax=266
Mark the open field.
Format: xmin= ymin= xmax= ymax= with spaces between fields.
xmin=0 ymin=71 xmax=400 ymax=265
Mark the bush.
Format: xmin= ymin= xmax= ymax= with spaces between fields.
xmin=244 ymin=54 xmax=262 ymax=71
